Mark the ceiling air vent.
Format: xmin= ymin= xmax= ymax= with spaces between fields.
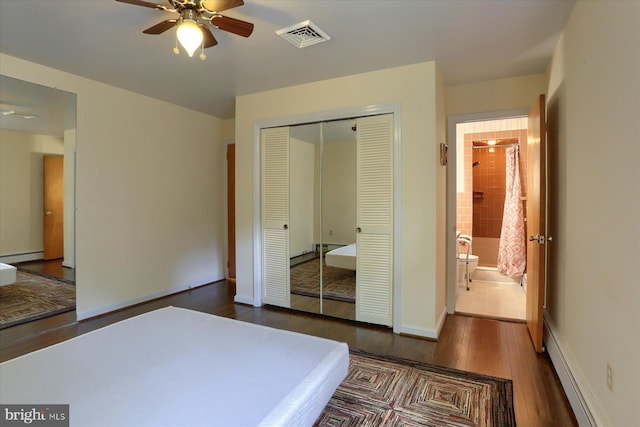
xmin=276 ymin=20 xmax=331 ymax=48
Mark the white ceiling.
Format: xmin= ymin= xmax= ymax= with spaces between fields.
xmin=0 ymin=75 xmax=77 ymax=137
xmin=0 ymin=0 xmax=576 ymax=135
xmin=290 ymin=119 xmax=356 ymax=145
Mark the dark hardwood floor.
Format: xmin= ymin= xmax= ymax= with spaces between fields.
xmin=14 ymin=258 xmax=75 ymax=283
xmin=0 ymin=279 xmax=577 ymax=427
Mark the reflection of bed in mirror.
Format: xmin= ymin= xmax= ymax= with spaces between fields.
xmin=325 ymin=243 xmax=356 ymax=270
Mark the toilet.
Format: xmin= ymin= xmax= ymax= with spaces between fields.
xmin=456 ymin=235 xmax=479 ymax=289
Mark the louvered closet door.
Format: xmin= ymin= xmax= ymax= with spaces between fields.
xmin=356 ymin=114 xmax=393 ymax=326
xmin=262 ymin=127 xmax=290 ymax=308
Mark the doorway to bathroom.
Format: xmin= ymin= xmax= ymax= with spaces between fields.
xmin=453 ymin=116 xmax=528 ymax=321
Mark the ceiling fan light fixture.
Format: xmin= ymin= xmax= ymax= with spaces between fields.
xmin=2 ymin=110 xmax=37 ymax=119
xmin=177 ymin=19 xmax=203 ymax=57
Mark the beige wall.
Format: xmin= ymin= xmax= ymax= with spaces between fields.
xmin=235 ymin=62 xmax=446 ymax=337
xmin=321 ymin=140 xmax=357 ymax=246
xmin=546 ymin=2 xmax=639 ymax=426
xmin=1 ymin=54 xmax=227 ymax=319
xmin=0 ymin=129 xmax=64 ymax=256
xmin=289 ymin=137 xmax=315 ymax=257
xmin=446 ymin=73 xmax=547 ymax=116
xmin=222 ymin=118 xmax=235 ymax=141
xmin=290 ymin=136 xmax=357 ymax=254
xmin=435 ymin=66 xmax=447 ymax=325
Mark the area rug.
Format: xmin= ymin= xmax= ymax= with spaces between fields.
xmin=315 ymin=350 xmax=516 ymax=427
xmin=0 ymin=271 xmax=75 ymax=329
xmin=290 ymin=257 xmax=356 ymax=303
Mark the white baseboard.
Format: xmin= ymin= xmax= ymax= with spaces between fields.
xmin=234 ymin=295 xmax=256 ymax=306
xmin=0 ymin=252 xmax=44 ymax=264
xmin=77 ymin=279 xmax=222 ymax=321
xmin=399 ymin=324 xmax=437 ymax=339
xmin=435 ymin=307 xmax=448 ymax=338
xmin=544 ymin=314 xmax=602 ymax=427
xmin=399 ymin=309 xmax=447 ymax=339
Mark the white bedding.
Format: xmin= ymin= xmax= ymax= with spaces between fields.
xmin=325 ymin=243 xmax=356 ymax=270
xmin=0 ymin=306 xmax=349 ymax=427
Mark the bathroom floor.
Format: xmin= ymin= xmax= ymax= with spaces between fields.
xmin=455 ymin=277 xmax=526 ymax=321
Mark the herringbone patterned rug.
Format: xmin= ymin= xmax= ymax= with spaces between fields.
xmin=316 ymin=350 xmax=516 ymax=426
xmin=0 ymin=271 xmax=75 ymax=329
xmin=290 ymin=257 xmax=356 ymax=302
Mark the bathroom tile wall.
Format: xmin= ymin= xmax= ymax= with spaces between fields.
xmin=473 ymin=140 xmax=508 ymax=237
xmin=457 ymin=128 xmax=528 ymax=266
xmin=455 ymin=135 xmax=474 ymax=237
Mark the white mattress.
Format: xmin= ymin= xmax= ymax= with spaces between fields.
xmin=0 ymin=306 xmax=349 ymax=427
xmin=0 ymin=263 xmax=16 ymax=286
xmin=325 ymin=243 xmax=356 ymax=270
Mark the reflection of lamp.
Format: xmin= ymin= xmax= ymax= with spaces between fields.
xmin=177 ymin=19 xmax=203 ymax=57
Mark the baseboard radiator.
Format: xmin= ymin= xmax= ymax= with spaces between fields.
xmin=0 ymin=251 xmax=44 ymax=264
xmin=544 ymin=314 xmax=600 ymax=427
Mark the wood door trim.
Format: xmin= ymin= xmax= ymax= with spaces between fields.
xmin=227 ymin=143 xmax=236 ymax=281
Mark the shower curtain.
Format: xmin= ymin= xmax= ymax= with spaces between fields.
xmin=497 ymin=146 xmax=526 ymax=277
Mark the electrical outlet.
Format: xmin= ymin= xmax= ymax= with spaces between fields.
xmin=606 ymin=363 xmax=613 ymax=391
xmin=329 ymin=230 xmax=333 ymax=236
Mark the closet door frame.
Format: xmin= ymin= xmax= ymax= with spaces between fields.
xmin=252 ymin=103 xmax=403 ymax=333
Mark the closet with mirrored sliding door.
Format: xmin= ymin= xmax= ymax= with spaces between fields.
xmin=261 ymin=114 xmax=393 ymax=327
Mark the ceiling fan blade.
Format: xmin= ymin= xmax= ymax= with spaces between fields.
xmin=211 ymin=15 xmax=254 ymax=38
xmin=200 ymin=0 xmax=244 ymax=13
xmin=200 ymin=25 xmax=218 ymax=48
xmin=115 ymin=0 xmax=167 ymax=11
xmin=143 ymin=19 xmax=178 ymax=34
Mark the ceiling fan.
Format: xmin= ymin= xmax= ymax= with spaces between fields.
xmin=116 ymin=0 xmax=254 ymax=59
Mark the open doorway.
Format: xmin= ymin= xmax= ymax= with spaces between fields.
xmin=447 ymin=111 xmax=528 ymax=321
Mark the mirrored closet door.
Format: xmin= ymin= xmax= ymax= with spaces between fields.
xmin=262 ymin=114 xmax=393 ymax=326
xmin=288 ymin=122 xmax=322 ymax=316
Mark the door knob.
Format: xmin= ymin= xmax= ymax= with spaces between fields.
xmin=283 ymin=224 xmax=288 ymax=230
xmin=356 ymin=227 xmax=362 ymax=233
xmin=45 ymin=211 xmax=52 ymax=216
xmin=529 ymin=234 xmax=552 ymax=244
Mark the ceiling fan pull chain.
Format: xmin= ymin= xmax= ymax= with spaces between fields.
xmin=173 ymin=33 xmax=180 ymax=55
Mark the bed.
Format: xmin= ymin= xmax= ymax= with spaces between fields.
xmin=0 ymin=306 xmax=349 ymax=426
xmin=325 ymin=243 xmax=356 ymax=271
xmin=0 ymin=263 xmax=16 ymax=286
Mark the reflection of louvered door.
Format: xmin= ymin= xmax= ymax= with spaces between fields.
xmin=356 ymin=114 xmax=393 ymax=326
xmin=262 ymin=127 xmax=290 ymax=307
